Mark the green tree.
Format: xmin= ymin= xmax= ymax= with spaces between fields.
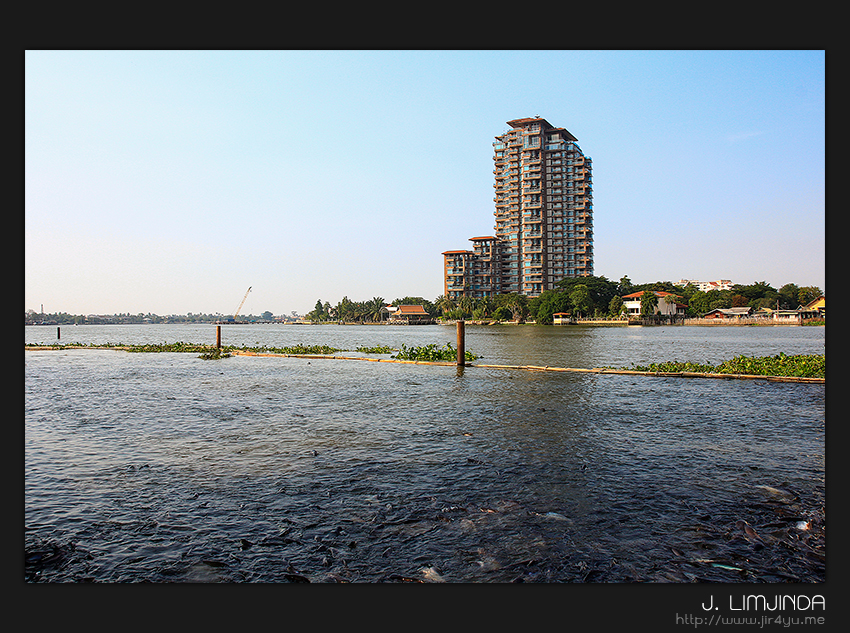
xmin=778 ymin=283 xmax=801 ymax=309
xmin=434 ymin=295 xmax=455 ymax=316
xmin=733 ymin=281 xmax=778 ymax=307
xmin=472 ymin=297 xmax=494 ymax=320
xmin=557 ymin=275 xmax=619 ymax=314
xmin=335 ymin=296 xmax=353 ymax=322
xmin=366 ymin=297 xmax=385 ymax=322
xmin=570 ymin=285 xmax=592 ymax=318
xmin=499 ymin=293 xmax=528 ymax=322
xmin=675 ymin=282 xmax=699 ymax=304
xmin=608 ymin=295 xmax=625 ymax=317
xmin=640 ymin=291 xmax=658 ymax=316
xmin=457 ymin=295 xmax=475 ymax=318
xmin=493 ymin=306 xmax=512 ymax=320
xmin=306 ymin=299 xmax=330 ymax=322
xmin=534 ymin=289 xmax=572 ymax=324
xmin=798 ymin=286 xmax=823 ymax=306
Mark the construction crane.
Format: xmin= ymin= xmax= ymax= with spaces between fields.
xmin=232 ymin=286 xmax=251 ymax=321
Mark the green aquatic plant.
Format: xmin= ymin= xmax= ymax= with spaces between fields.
xmin=355 ymin=345 xmax=396 ymax=354
xmin=392 ymin=343 xmax=478 ymax=362
xmin=26 ymin=341 xmax=475 ymax=363
xmin=261 ymin=344 xmax=344 ymax=355
xmin=199 ymin=348 xmax=231 ymax=360
xmin=623 ymin=353 xmax=824 ymax=378
xmin=127 ymin=342 xmax=212 ymax=353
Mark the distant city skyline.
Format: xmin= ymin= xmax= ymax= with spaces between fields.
xmin=25 ymin=50 xmax=825 ymax=315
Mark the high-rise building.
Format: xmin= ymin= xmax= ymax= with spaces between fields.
xmin=442 ymin=116 xmax=593 ymax=301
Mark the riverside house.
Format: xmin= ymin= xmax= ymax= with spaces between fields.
xmin=755 ymin=299 xmax=825 ymax=323
xmin=703 ymin=307 xmax=753 ymax=319
xmin=622 ymin=291 xmax=687 ymax=318
xmin=383 ymin=304 xmax=433 ymax=324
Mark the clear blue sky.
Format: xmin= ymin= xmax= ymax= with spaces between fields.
xmin=25 ymin=50 xmax=825 ymax=316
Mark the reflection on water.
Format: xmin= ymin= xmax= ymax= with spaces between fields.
xmin=25 ymin=325 xmax=825 ymax=582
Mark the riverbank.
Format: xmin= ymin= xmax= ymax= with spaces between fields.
xmin=438 ymin=319 xmax=825 ymax=326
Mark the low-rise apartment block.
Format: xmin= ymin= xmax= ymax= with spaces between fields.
xmin=674 ymin=279 xmax=734 ymax=292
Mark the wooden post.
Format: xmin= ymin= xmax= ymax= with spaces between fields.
xmin=456 ymin=320 xmax=465 ymax=366
xmin=57 ymin=327 xmax=60 ymax=340
xmin=216 ymin=325 xmax=221 ymax=349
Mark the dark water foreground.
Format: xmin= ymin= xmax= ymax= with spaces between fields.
xmin=25 ymin=346 xmax=824 ymax=583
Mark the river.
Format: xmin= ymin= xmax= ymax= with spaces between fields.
xmin=25 ymin=323 xmax=825 ymax=583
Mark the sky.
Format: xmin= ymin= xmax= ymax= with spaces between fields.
xmin=25 ymin=50 xmax=826 ymax=317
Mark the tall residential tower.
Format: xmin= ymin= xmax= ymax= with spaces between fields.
xmin=443 ymin=116 xmax=593 ymax=301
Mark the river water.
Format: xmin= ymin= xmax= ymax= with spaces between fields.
xmin=25 ymin=323 xmax=825 ymax=583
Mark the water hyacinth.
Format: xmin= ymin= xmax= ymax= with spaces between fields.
xmin=625 ymin=353 xmax=824 ymax=379
xmin=25 ymin=341 xmax=480 ymax=362
xmin=392 ymin=343 xmax=479 ymax=362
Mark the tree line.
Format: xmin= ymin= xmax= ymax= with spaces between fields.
xmin=26 ymin=278 xmax=823 ymax=326
xmin=24 ymin=311 xmax=280 ymax=325
xmin=305 ymin=277 xmax=823 ymax=325
xmin=306 ymin=296 xmax=427 ymax=322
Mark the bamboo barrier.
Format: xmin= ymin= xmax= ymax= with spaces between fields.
xmin=472 ymin=363 xmax=823 ymax=383
xmin=227 ymin=350 xmax=822 ymax=384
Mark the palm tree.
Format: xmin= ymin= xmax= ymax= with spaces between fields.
xmin=367 ymin=297 xmax=385 ymax=322
xmin=476 ymin=296 xmax=494 ymax=318
xmin=434 ymin=295 xmax=455 ymax=316
xmin=506 ymin=294 xmax=528 ymax=322
xmin=640 ymin=291 xmax=658 ymax=317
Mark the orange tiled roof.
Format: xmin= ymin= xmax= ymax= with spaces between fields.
xmin=396 ymin=305 xmax=429 ymax=315
xmin=622 ymin=291 xmax=679 ymax=299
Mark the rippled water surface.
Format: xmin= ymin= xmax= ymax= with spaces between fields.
xmin=25 ymin=324 xmax=825 ymax=582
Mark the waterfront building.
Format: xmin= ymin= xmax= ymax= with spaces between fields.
xmin=622 ymin=290 xmax=687 ymax=317
xmin=382 ymin=304 xmax=433 ymax=324
xmin=674 ymin=279 xmax=734 ymax=292
xmin=442 ymin=117 xmax=593 ymax=301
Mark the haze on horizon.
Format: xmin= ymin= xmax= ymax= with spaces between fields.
xmin=25 ymin=50 xmax=825 ymax=317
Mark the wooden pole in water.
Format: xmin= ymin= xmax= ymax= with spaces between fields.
xmin=456 ymin=320 xmax=465 ymax=366
xmin=216 ymin=325 xmax=221 ymax=349
xmin=57 ymin=327 xmax=60 ymax=340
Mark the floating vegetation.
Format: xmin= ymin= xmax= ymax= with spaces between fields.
xmin=355 ymin=345 xmax=396 ymax=354
xmin=24 ymin=341 xmax=479 ymax=362
xmin=236 ymin=344 xmax=345 ymax=355
xmin=198 ymin=348 xmax=231 ymax=360
xmin=392 ymin=343 xmax=479 ymax=362
xmin=622 ymin=353 xmax=824 ymax=379
xmin=127 ymin=342 xmax=213 ymax=354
